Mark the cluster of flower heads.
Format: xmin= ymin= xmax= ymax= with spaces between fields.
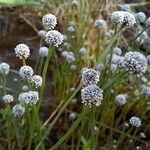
xmin=111 ymin=47 xmax=123 ymax=72
xmin=81 ymin=68 xmax=103 ymax=107
xmin=111 ymin=11 xmax=136 ymax=27
xmin=39 ymin=13 xmax=64 ymax=47
xmin=18 ymin=91 xmax=39 ymax=106
xmin=110 ymin=49 xmax=148 ymax=75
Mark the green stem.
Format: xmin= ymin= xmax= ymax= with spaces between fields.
xmin=22 ymin=58 xmax=26 ymax=66
xmin=90 ymin=107 xmax=96 ymax=150
xmin=12 ymin=118 xmax=22 ymax=150
xmin=50 ymin=109 xmax=87 ymax=150
xmin=38 ymin=46 xmax=53 ymax=110
xmin=35 ymin=82 xmax=82 ymax=150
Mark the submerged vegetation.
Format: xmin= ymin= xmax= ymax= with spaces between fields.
xmin=0 ymin=0 xmax=150 ymax=149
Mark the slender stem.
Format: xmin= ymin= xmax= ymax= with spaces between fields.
xmin=22 ymin=58 xmax=26 ymax=66
xmin=90 ymin=107 xmax=96 ymax=150
xmin=35 ymin=82 xmax=82 ymax=150
xmin=12 ymin=118 xmax=22 ymax=150
xmin=38 ymin=46 xmax=53 ymax=110
xmin=50 ymin=109 xmax=87 ymax=150
xmin=26 ymin=108 xmax=33 ymax=150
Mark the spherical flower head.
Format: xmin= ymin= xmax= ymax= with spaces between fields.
xmin=39 ymin=46 xmax=49 ymax=57
xmin=111 ymin=11 xmax=136 ymax=27
xmin=18 ymin=91 xmax=39 ymax=106
xmin=0 ymin=62 xmax=10 ymax=75
xmin=79 ymin=47 xmax=87 ymax=55
xmin=70 ymin=64 xmax=76 ymax=71
xmin=82 ymin=68 xmax=100 ymax=86
xmin=115 ymin=94 xmax=127 ymax=105
xmin=136 ymin=12 xmax=146 ymax=23
xmin=118 ymin=4 xmax=131 ymax=12
xmin=111 ymin=11 xmax=124 ymax=24
xmin=14 ymin=44 xmax=30 ymax=59
xmin=38 ymin=30 xmax=47 ymax=38
xmin=65 ymin=51 xmax=76 ymax=63
xmin=145 ymin=17 xmax=150 ymax=27
xmin=12 ymin=104 xmax=25 ymax=117
xmin=113 ymin=47 xmax=122 ymax=56
xmin=31 ymin=75 xmax=42 ymax=88
xmin=94 ymin=19 xmax=107 ymax=29
xmin=141 ymin=85 xmax=150 ymax=96
xmin=67 ymin=26 xmax=76 ymax=32
xmin=96 ymin=63 xmax=105 ymax=72
xmin=45 ymin=30 xmax=64 ymax=47
xmin=19 ymin=66 xmax=34 ymax=80
xmin=2 ymin=94 xmax=14 ymax=103
xmin=22 ymin=85 xmax=29 ymax=92
xmin=81 ymin=85 xmax=103 ymax=107
xmin=122 ymin=51 xmax=148 ymax=75
xmin=123 ymin=11 xmax=136 ymax=27
xmin=129 ymin=116 xmax=141 ymax=127
xmin=42 ymin=14 xmax=57 ymax=30
xmin=61 ymin=51 xmax=68 ymax=57
xmin=111 ymin=54 xmax=124 ymax=67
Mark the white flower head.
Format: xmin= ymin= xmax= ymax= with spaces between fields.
xmin=42 ymin=14 xmax=57 ymax=30
xmin=45 ymin=30 xmax=64 ymax=47
xmin=94 ymin=19 xmax=107 ymax=29
xmin=12 ymin=104 xmax=25 ymax=117
xmin=111 ymin=11 xmax=124 ymax=24
xmin=136 ymin=12 xmax=146 ymax=23
xmin=96 ymin=63 xmax=105 ymax=72
xmin=39 ymin=46 xmax=49 ymax=57
xmin=111 ymin=11 xmax=136 ymax=26
xmin=14 ymin=44 xmax=30 ymax=59
xmin=122 ymin=51 xmax=148 ymax=75
xmin=81 ymin=68 xmax=100 ymax=86
xmin=65 ymin=51 xmax=76 ymax=63
xmin=141 ymin=85 xmax=150 ymax=96
xmin=19 ymin=65 xmax=34 ymax=80
xmin=31 ymin=75 xmax=42 ymax=88
xmin=115 ymin=94 xmax=127 ymax=105
xmin=67 ymin=26 xmax=76 ymax=32
xmin=2 ymin=94 xmax=14 ymax=103
xmin=79 ymin=47 xmax=87 ymax=55
xmin=18 ymin=91 xmax=39 ymax=106
xmin=81 ymin=85 xmax=103 ymax=107
xmin=113 ymin=47 xmax=122 ymax=56
xmin=118 ymin=4 xmax=131 ymax=12
xmin=129 ymin=116 xmax=141 ymax=127
xmin=38 ymin=30 xmax=47 ymax=38
xmin=70 ymin=65 xmax=76 ymax=71
xmin=123 ymin=11 xmax=136 ymax=27
xmin=0 ymin=62 xmax=10 ymax=75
